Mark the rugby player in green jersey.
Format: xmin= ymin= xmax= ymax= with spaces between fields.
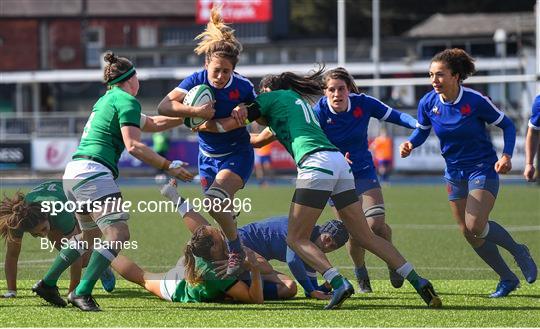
xmin=0 ymin=181 xmax=115 ymax=305
xmin=59 ymin=52 xmax=194 ymax=311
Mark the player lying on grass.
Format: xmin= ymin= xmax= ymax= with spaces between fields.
xmin=160 ymin=180 xmax=349 ymax=300
xmin=111 ymin=223 xmax=264 ymax=303
xmin=0 ymin=180 xmax=115 ymax=303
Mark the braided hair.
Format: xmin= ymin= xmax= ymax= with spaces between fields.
xmin=0 ymin=192 xmax=46 ymax=243
xmin=183 ymin=225 xmax=219 ymax=285
xmin=103 ymin=51 xmax=135 ymax=88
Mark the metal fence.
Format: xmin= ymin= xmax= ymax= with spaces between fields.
xmin=0 ymin=108 xmax=521 ymax=142
xmin=0 ymin=112 xmax=195 ymax=140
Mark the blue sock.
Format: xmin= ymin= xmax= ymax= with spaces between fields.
xmin=263 ymin=281 xmax=279 ymax=300
xmin=473 ymin=241 xmax=518 ymax=281
xmin=226 ymin=237 xmax=242 ymax=254
xmin=483 ymin=221 xmax=520 ymax=255
xmin=354 ymin=266 xmax=369 ymax=281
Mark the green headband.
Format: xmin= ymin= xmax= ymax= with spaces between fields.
xmin=107 ymin=66 xmax=136 ymax=86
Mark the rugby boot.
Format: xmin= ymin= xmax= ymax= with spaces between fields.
xmin=514 ymin=244 xmax=537 ymax=284
xmin=99 ymin=266 xmax=116 ymax=293
xmin=32 ymin=280 xmax=67 ymax=307
xmin=225 ymin=250 xmax=245 ymax=278
xmin=415 ymin=278 xmax=442 ymax=308
xmin=489 ymin=279 xmax=520 ymax=298
xmin=67 ymin=292 xmax=101 ymax=311
xmin=324 ymin=278 xmax=354 ymax=310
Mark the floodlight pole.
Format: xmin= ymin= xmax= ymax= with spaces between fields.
xmin=537 ymin=0 xmax=540 ymax=94
xmin=494 ymin=28 xmax=507 ymax=111
xmin=372 ymin=0 xmax=381 ymax=99
xmin=337 ymin=0 xmax=346 ymax=67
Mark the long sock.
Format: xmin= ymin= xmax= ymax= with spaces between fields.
xmin=323 ymin=267 xmax=343 ymax=289
xmin=75 ymin=246 xmax=118 ymax=296
xmin=473 ymin=241 xmax=518 ymax=281
xmin=396 ymin=262 xmax=422 ymax=290
xmin=226 ymin=237 xmax=242 ymax=254
xmin=43 ymin=238 xmax=86 ymax=287
xmin=479 ymin=221 xmax=521 ymax=255
xmin=354 ymin=266 xmax=369 ymax=281
xmin=262 ymin=281 xmax=279 ymax=300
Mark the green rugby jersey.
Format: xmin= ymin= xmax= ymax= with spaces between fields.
xmin=13 ymin=181 xmax=76 ymax=239
xmin=172 ymin=257 xmax=237 ymax=303
xmin=255 ymin=90 xmax=337 ymax=165
xmin=73 ymin=86 xmax=141 ymax=178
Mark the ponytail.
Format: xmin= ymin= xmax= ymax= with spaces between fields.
xmin=0 ymin=192 xmax=46 ymax=243
xmin=183 ymin=226 xmax=216 ymax=285
xmin=194 ymin=6 xmax=242 ymax=68
xmin=259 ymin=65 xmax=326 ymax=103
xmin=103 ymin=51 xmax=135 ymax=87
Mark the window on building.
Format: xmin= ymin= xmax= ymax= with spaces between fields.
xmin=85 ymin=27 xmax=104 ymax=67
xmin=470 ymin=43 xmax=496 ymax=57
xmin=420 ymin=44 xmax=447 ymax=58
xmin=138 ymin=26 xmax=157 ymax=48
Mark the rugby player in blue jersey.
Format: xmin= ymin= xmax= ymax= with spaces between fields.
xmin=313 ymin=67 xmax=417 ymax=293
xmin=157 ymin=7 xmax=257 ymax=277
xmin=400 ymin=48 xmax=537 ymax=297
xmin=524 ymin=95 xmax=540 ymax=181
xmin=160 ymin=180 xmax=349 ymax=301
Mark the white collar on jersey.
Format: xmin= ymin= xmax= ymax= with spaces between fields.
xmin=438 ymin=85 xmax=463 ymax=105
xmin=206 ymin=71 xmax=234 ymax=89
xmin=327 ymin=97 xmax=351 ymax=115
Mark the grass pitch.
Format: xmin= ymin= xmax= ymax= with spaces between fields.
xmin=0 ymin=182 xmax=539 ymax=327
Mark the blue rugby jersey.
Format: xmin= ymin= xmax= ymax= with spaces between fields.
xmin=412 ymin=86 xmax=515 ymax=169
xmin=178 ymin=70 xmax=256 ymax=154
xmin=313 ymin=93 xmax=416 ymax=174
xmin=530 ymin=95 xmax=540 ymax=130
xmin=238 ymin=216 xmax=322 ymax=294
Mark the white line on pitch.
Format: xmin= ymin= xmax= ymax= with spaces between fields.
xmin=390 ymin=224 xmax=540 ymax=231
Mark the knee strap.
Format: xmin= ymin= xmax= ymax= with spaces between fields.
xmin=78 ymin=219 xmax=99 ymax=231
xmin=364 ymin=204 xmax=385 ymax=219
xmin=205 ymin=187 xmax=231 ymax=201
xmin=95 ymin=212 xmax=129 ymax=230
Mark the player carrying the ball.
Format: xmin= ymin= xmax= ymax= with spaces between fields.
xmin=157 ymin=6 xmax=257 ymax=278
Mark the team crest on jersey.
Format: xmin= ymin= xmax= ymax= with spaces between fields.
xmin=353 ymin=106 xmax=363 ymax=118
xmin=229 ymin=88 xmax=240 ymax=100
xmin=326 ymin=118 xmax=333 ymax=124
xmin=200 ymin=176 xmax=209 ymax=189
xmin=432 ymin=106 xmax=439 ymax=115
xmin=460 ymin=104 xmax=472 ymax=116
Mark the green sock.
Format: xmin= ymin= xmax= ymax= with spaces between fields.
xmin=330 ymin=275 xmax=344 ymax=290
xmin=43 ymin=247 xmax=83 ymax=287
xmin=406 ymin=269 xmax=422 ymax=290
xmin=75 ymin=248 xmax=117 ymax=296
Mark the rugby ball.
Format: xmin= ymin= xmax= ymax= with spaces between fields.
xmin=183 ymin=84 xmax=214 ymax=128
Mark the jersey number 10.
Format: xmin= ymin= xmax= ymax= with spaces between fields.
xmin=295 ymin=99 xmax=320 ymax=127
